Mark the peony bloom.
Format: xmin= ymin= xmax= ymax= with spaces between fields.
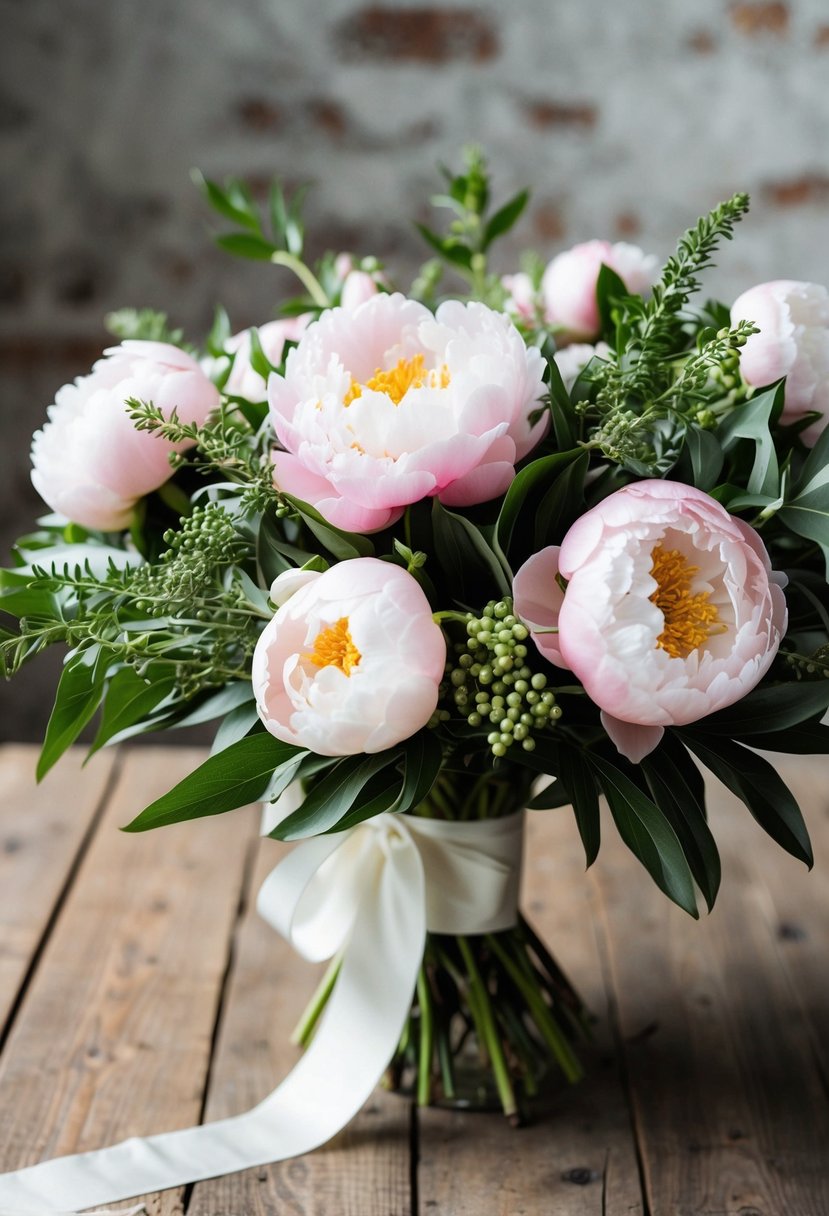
xmin=31 ymin=341 xmax=219 ymax=531
xmin=252 ymin=558 xmax=446 ymax=755
xmin=501 ymin=272 xmax=539 ymax=325
xmin=513 ymin=480 xmax=787 ymax=763
xmin=268 ymin=293 xmax=547 ymax=533
xmin=334 ymin=253 xmax=386 ymax=311
xmin=541 ymin=240 xmax=658 ymax=342
xmin=224 ymin=316 xmax=310 ymax=401
xmin=731 ymin=280 xmax=829 ymax=445
xmin=553 ymin=341 xmax=611 ymax=392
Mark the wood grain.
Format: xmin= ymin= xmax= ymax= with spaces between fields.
xmin=187 ymin=837 xmax=413 ymax=1216
xmin=0 ymin=747 xmax=259 ymax=1216
xmin=417 ymin=808 xmax=645 ymax=1216
xmin=0 ymin=744 xmax=117 ymax=1037
xmin=592 ymin=755 xmax=829 ymax=1216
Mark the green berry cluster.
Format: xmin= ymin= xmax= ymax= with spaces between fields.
xmin=441 ymin=597 xmax=561 ymax=758
xmin=131 ymin=503 xmax=249 ymax=617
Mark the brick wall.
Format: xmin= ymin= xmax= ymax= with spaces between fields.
xmin=2 ymin=0 xmax=828 ymax=738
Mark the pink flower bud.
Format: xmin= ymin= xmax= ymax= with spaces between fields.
xmin=731 ymin=280 xmax=829 ymax=445
xmin=541 ymin=240 xmax=658 ymax=341
xmin=31 ymin=341 xmax=219 ymax=531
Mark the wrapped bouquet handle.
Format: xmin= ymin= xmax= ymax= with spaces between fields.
xmin=0 ymin=811 xmax=524 ymax=1214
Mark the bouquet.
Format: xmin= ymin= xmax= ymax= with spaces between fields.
xmin=2 ymin=148 xmax=829 ymax=1204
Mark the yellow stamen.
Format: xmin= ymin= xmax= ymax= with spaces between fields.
xmin=344 ymin=354 xmax=450 ymax=406
xmin=305 ymin=617 xmax=362 ymax=676
xmin=649 ymin=545 xmax=722 ymax=660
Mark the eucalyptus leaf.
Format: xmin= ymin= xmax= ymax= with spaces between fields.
xmin=681 ymin=733 xmax=813 ymax=867
xmin=641 ymin=735 xmax=720 ymax=911
xmin=38 ymin=647 xmax=109 ymax=780
xmin=272 ymin=748 xmax=404 ymax=840
xmin=717 ymin=383 xmax=784 ymax=496
xmin=432 ymin=499 xmax=509 ymax=601
xmin=89 ymin=667 xmax=176 ymax=755
xmin=124 ymin=733 xmax=302 ymax=831
xmin=586 ymin=753 xmax=699 ymax=917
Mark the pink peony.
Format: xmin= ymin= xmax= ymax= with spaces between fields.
xmin=731 ymin=280 xmax=829 ymax=445
xmin=268 ymin=293 xmax=547 ymax=533
xmin=31 ymin=341 xmax=219 ymax=531
xmin=513 ymin=480 xmax=787 ymax=763
xmin=541 ymin=240 xmax=658 ymax=342
xmin=252 ymin=558 xmax=446 ymax=755
xmin=501 ymin=272 xmax=539 ymax=324
xmin=224 ymin=317 xmax=310 ymax=401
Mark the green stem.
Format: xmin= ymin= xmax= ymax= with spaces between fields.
xmin=290 ymin=953 xmax=342 ymax=1047
xmin=486 ymin=935 xmax=583 ymax=1084
xmin=457 ymin=937 xmax=517 ymax=1118
xmin=416 ymin=969 xmax=434 ymax=1106
xmin=270 ymin=251 xmax=329 ymax=308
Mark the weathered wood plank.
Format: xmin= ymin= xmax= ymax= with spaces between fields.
xmin=187 ymin=837 xmax=413 ymax=1216
xmin=0 ymin=744 xmax=117 ymax=1038
xmin=592 ymin=755 xmax=829 ymax=1216
xmin=0 ymin=747 xmax=258 ymax=1216
xmin=417 ymin=808 xmax=645 ymax=1216
xmin=719 ymin=756 xmax=829 ymax=1111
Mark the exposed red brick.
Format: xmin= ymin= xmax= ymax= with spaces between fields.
xmin=334 ymin=7 xmax=498 ymax=63
xmin=614 ymin=211 xmax=641 ymax=238
xmin=814 ymin=24 xmax=829 ymax=46
xmin=308 ymin=99 xmax=348 ymax=138
xmin=522 ymin=99 xmax=597 ymax=130
xmin=236 ymin=97 xmax=282 ymax=132
xmin=533 ymin=202 xmax=566 ymax=242
xmin=687 ymin=29 xmax=717 ymax=53
xmin=763 ymin=174 xmax=829 ymax=206
xmin=730 ymin=2 xmax=789 ymax=36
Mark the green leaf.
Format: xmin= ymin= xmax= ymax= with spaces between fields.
xmin=586 ymin=753 xmax=699 ymax=916
xmin=272 ymin=748 xmax=404 ymax=840
xmin=741 ymin=720 xmax=829 ymax=754
xmin=547 ymin=359 xmax=578 ymax=449
xmin=595 ymin=263 xmax=629 ymax=335
xmin=681 ymin=733 xmax=813 ymax=867
xmin=558 ymin=744 xmax=601 ymax=867
xmin=170 ymin=682 xmax=255 ymax=730
xmin=684 ymin=425 xmax=724 ymax=491
xmin=89 ymin=667 xmax=176 ymax=756
xmin=210 ymin=703 xmax=262 ymax=755
xmin=195 ymin=172 xmax=261 ymax=232
xmin=395 ymin=729 xmax=444 ymax=815
xmin=699 ymin=680 xmax=829 ymax=736
xmin=533 ymin=452 xmax=589 ymax=549
xmin=718 ymin=383 xmax=784 ymax=496
xmin=283 ymin=494 xmax=375 ymax=561
xmin=215 ymin=233 xmax=276 ymax=261
xmin=414 ymin=223 xmax=473 ymax=271
xmin=38 ymin=647 xmax=108 ymax=781
xmin=495 ymin=450 xmax=582 ymax=566
xmin=124 ymin=733 xmax=302 ymax=831
xmin=432 ymin=499 xmax=510 ymax=601
xmin=641 ymin=735 xmax=720 ymax=911
xmin=483 ymin=189 xmax=529 ymax=248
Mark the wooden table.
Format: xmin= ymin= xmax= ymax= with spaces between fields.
xmin=0 ymin=744 xmax=827 ymax=1215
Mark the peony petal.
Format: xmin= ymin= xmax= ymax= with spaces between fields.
xmin=600 ymin=713 xmax=664 ymax=764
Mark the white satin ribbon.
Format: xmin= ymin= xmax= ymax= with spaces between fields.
xmin=0 ymin=810 xmax=524 ymax=1215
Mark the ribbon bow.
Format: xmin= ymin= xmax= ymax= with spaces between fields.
xmin=0 ymin=810 xmax=524 ymax=1213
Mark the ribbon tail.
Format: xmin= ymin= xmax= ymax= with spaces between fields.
xmin=0 ymin=842 xmax=426 ymax=1214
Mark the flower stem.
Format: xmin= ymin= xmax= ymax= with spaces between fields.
xmin=270 ymin=251 xmax=329 ymax=309
xmin=290 ymin=952 xmax=342 ymax=1047
xmin=486 ymin=934 xmax=583 ymax=1084
xmin=416 ymin=968 xmax=434 ymax=1106
xmin=457 ymin=936 xmax=518 ymax=1119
